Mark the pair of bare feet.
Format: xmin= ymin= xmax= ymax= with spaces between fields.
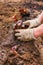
xmin=14 ymin=12 xmax=43 ymax=41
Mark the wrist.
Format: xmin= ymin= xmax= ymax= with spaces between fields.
xmin=34 ymin=28 xmax=41 ymax=38
xmin=38 ymin=12 xmax=43 ymax=23
xmin=34 ymin=24 xmax=43 ymax=38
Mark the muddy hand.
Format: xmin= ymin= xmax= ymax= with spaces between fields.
xmin=15 ymin=29 xmax=36 ymax=41
xmin=23 ymin=18 xmax=41 ymax=28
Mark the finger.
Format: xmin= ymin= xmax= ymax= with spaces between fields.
xmin=17 ymin=37 xmax=26 ymax=41
xmin=15 ymin=29 xmax=21 ymax=33
xmin=17 ymin=37 xmax=21 ymax=40
xmin=23 ymin=21 xmax=29 ymax=25
xmin=15 ymin=33 xmax=21 ymax=37
xmin=15 ymin=29 xmax=23 ymax=32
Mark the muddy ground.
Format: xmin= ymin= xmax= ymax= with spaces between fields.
xmin=0 ymin=0 xmax=43 ymax=65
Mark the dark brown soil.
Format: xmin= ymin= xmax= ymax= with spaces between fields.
xmin=0 ymin=0 xmax=43 ymax=65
